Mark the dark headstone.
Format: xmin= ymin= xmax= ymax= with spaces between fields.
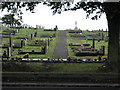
xmin=34 ymin=32 xmax=37 ymax=37
xmin=98 ymin=55 xmax=102 ymax=61
xmin=92 ymin=39 xmax=95 ymax=48
xmin=31 ymin=34 xmax=33 ymax=39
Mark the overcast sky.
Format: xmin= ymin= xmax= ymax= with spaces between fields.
xmin=0 ymin=3 xmax=108 ymax=30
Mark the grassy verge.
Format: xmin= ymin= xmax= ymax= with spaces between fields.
xmin=3 ymin=61 xmax=103 ymax=72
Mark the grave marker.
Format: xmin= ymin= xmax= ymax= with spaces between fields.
xmin=31 ymin=34 xmax=33 ymax=40
xmin=16 ymin=29 xmax=19 ymax=33
xmin=92 ymin=39 xmax=95 ymax=48
xmin=21 ymin=40 xmax=24 ymax=47
xmin=99 ymin=46 xmax=105 ymax=55
xmin=7 ymin=47 xmax=12 ymax=57
xmin=24 ymin=39 xmax=27 ymax=45
xmin=34 ymin=32 xmax=37 ymax=37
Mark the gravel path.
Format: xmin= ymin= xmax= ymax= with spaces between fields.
xmin=52 ymin=30 xmax=68 ymax=59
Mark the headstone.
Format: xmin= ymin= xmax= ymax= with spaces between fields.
xmin=101 ymin=33 xmax=104 ymax=40
xmin=31 ymin=34 xmax=33 ymax=39
xmin=98 ymin=33 xmax=101 ymax=36
xmin=99 ymin=46 xmax=105 ymax=55
xmin=7 ymin=47 xmax=12 ymax=57
xmin=25 ymin=39 xmax=27 ymax=45
xmin=98 ymin=55 xmax=102 ymax=61
xmin=42 ymin=46 xmax=47 ymax=53
xmin=23 ymin=40 xmax=26 ymax=46
xmin=16 ymin=29 xmax=19 ymax=33
xmin=21 ymin=40 xmax=24 ymax=47
xmin=34 ymin=32 xmax=37 ymax=37
xmin=101 ymin=46 xmax=105 ymax=55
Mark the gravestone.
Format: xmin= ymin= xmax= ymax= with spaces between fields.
xmin=16 ymin=29 xmax=19 ymax=33
xmin=98 ymin=55 xmax=102 ymax=61
xmin=21 ymin=40 xmax=24 ymax=47
xmin=23 ymin=40 xmax=26 ymax=46
xmin=41 ymin=46 xmax=46 ymax=53
xmin=98 ymin=33 xmax=101 ymax=36
xmin=34 ymin=32 xmax=37 ymax=37
xmin=101 ymin=33 xmax=104 ymax=40
xmin=31 ymin=34 xmax=33 ymax=40
xmin=92 ymin=39 xmax=95 ymax=48
xmin=7 ymin=47 xmax=12 ymax=57
xmin=99 ymin=46 xmax=105 ymax=55
xmin=24 ymin=39 xmax=27 ymax=45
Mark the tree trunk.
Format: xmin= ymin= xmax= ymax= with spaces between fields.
xmin=105 ymin=7 xmax=120 ymax=72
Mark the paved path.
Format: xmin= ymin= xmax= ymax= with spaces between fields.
xmin=52 ymin=30 xmax=68 ymax=59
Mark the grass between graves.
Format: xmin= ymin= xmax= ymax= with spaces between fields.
xmin=4 ymin=28 xmax=58 ymax=59
xmin=66 ymin=30 xmax=108 ymax=59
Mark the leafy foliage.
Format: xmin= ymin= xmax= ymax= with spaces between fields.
xmin=0 ymin=2 xmax=120 ymax=20
xmin=1 ymin=14 xmax=22 ymax=26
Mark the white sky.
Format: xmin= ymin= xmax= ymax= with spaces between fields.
xmin=0 ymin=3 xmax=108 ymax=30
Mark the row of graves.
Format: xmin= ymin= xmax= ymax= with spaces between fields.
xmin=1 ymin=29 xmax=20 ymax=59
xmin=70 ymin=30 xmax=108 ymax=42
xmin=69 ymin=40 xmax=105 ymax=56
xmin=67 ymin=30 xmax=108 ymax=62
xmin=18 ymin=39 xmax=50 ymax=55
xmin=16 ymin=28 xmax=56 ymax=58
xmin=1 ymin=28 xmax=55 ymax=61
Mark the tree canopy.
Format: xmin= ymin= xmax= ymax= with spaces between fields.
xmin=0 ymin=1 xmax=120 ymax=20
xmin=1 ymin=14 xmax=22 ymax=26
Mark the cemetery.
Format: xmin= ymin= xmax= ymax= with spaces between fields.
xmin=1 ymin=26 xmax=109 ymax=73
xmin=0 ymin=2 xmax=119 ymax=88
xmin=1 ymin=28 xmax=108 ymax=63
